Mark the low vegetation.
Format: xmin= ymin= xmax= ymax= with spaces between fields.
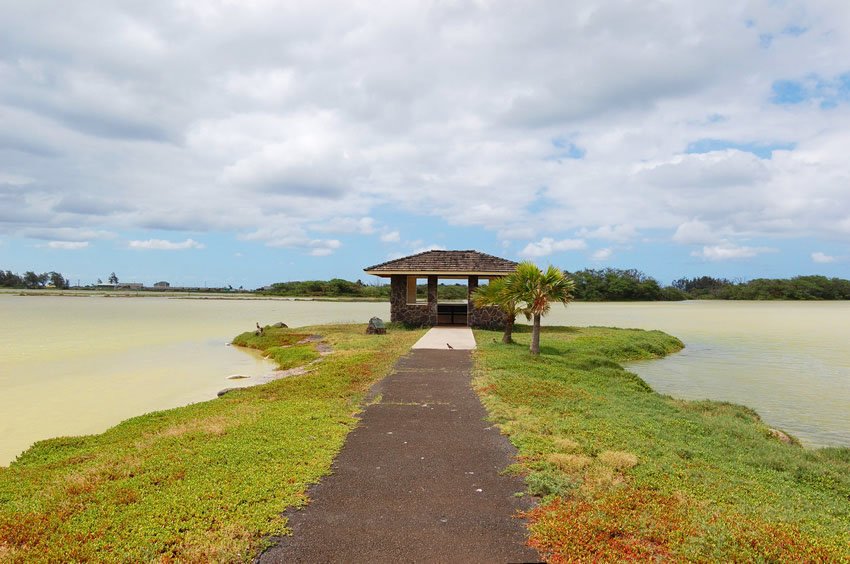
xmin=672 ymin=274 xmax=850 ymax=300
xmin=0 ymin=324 xmax=423 ymax=562
xmin=0 ymin=269 xmax=69 ymax=289
xmin=8 ymin=267 xmax=850 ymax=301
xmin=264 ymin=271 xmax=850 ymax=302
xmin=261 ymin=278 xmax=389 ymax=298
xmin=260 ymin=278 xmax=470 ymax=300
xmin=474 ymin=325 xmax=850 ymax=562
xmin=567 ymin=268 xmax=684 ymax=301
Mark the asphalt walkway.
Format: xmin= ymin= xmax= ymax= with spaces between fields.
xmin=259 ymin=345 xmax=539 ymax=563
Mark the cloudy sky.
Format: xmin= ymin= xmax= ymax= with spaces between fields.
xmin=1 ymin=1 xmax=849 ymax=288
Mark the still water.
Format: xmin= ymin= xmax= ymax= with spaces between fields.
xmin=546 ymin=301 xmax=850 ymax=448
xmin=0 ymin=294 xmax=387 ymax=465
xmin=1 ymin=296 xmax=847 ymax=464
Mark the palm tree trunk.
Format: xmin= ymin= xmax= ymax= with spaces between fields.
xmin=530 ymin=313 xmax=541 ymax=354
xmin=502 ymin=316 xmax=514 ymax=344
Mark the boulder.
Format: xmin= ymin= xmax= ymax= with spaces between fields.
xmin=272 ymin=322 xmax=288 ymax=328
xmin=366 ymin=317 xmax=386 ymax=335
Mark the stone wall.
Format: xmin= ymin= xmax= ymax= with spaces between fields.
xmin=389 ymin=274 xmax=509 ymax=329
xmin=389 ymin=275 xmax=437 ymax=327
xmin=470 ymin=305 xmax=510 ymax=330
xmin=467 ymin=274 xmax=510 ymax=329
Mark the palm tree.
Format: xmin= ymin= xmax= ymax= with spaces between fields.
xmin=471 ymin=277 xmax=521 ymax=344
xmin=507 ymin=262 xmax=575 ymax=355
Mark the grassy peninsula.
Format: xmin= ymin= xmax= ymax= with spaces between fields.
xmin=0 ymin=324 xmax=424 ymax=562
xmin=474 ymin=326 xmax=850 ymax=561
xmin=2 ymin=322 xmax=848 ymax=561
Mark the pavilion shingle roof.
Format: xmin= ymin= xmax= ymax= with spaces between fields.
xmin=364 ymin=250 xmax=518 ymax=275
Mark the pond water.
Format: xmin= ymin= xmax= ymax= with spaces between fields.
xmin=546 ymin=301 xmax=850 ymax=448
xmin=0 ymin=294 xmax=388 ymax=466
xmin=1 ymin=295 xmax=847 ymax=465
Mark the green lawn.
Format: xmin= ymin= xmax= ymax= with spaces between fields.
xmin=0 ymin=324 xmax=423 ymax=562
xmin=474 ymin=325 xmax=850 ymax=562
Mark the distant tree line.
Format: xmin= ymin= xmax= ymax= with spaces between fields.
xmin=672 ymin=275 xmax=850 ymax=300
xmin=566 ymin=268 xmax=686 ymax=301
xmin=263 ymin=279 xmax=388 ymax=298
xmin=261 ymin=279 xmax=471 ymax=300
xmin=0 ymin=269 xmax=70 ymax=289
xmin=261 ymin=271 xmax=850 ymax=301
xmin=567 ymin=269 xmax=850 ymax=301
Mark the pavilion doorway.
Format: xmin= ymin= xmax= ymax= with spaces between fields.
xmin=435 ymin=277 xmax=470 ymax=325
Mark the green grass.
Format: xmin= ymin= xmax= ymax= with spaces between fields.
xmin=231 ymin=329 xmax=308 ymax=350
xmin=474 ymin=325 xmax=850 ymax=562
xmin=0 ymin=324 xmax=423 ymax=562
xmin=265 ymin=344 xmax=320 ymax=370
xmin=231 ymin=328 xmax=320 ymax=370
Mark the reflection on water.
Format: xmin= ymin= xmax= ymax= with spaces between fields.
xmin=1 ymin=296 xmax=847 ymax=464
xmin=0 ymin=295 xmax=389 ymax=465
xmin=545 ymin=301 xmax=850 ymax=448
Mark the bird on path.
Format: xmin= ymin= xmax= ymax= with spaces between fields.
xmin=447 ymin=343 xmax=454 ymax=349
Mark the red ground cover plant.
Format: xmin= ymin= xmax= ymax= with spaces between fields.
xmin=526 ymin=487 xmax=842 ymax=563
xmin=721 ymin=515 xmax=838 ymax=562
xmin=526 ymin=487 xmax=693 ymax=562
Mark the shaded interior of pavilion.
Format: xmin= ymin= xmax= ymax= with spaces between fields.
xmin=403 ymin=275 xmax=495 ymax=325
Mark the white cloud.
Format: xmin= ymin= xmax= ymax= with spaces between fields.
xmin=520 ymin=237 xmax=587 ymax=258
xmin=591 ymin=248 xmax=614 ymax=261
xmin=128 ymin=238 xmax=205 ymax=250
xmin=314 ymin=217 xmax=376 ymax=235
xmin=380 ymin=230 xmax=400 ymax=243
xmin=2 ymin=0 xmax=850 ymax=274
xmin=498 ymin=226 xmax=536 ymax=241
xmin=672 ymin=219 xmax=720 ymax=245
xmin=0 ymin=172 xmax=34 ymax=186
xmin=411 ymin=244 xmax=446 ymax=254
xmin=691 ymin=245 xmax=775 ymax=261
xmin=811 ymin=251 xmax=836 ymax=263
xmin=640 ymin=150 xmax=769 ymax=190
xmin=578 ymin=225 xmax=636 ymax=243
xmin=307 ymin=239 xmax=341 ymax=257
xmin=21 ymin=228 xmax=115 ymax=242
xmin=239 ymin=224 xmax=343 ymax=255
xmin=46 ymin=241 xmax=89 ymax=250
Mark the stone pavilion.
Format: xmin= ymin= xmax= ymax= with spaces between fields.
xmin=364 ymin=250 xmax=518 ymax=329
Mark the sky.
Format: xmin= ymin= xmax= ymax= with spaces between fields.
xmin=1 ymin=1 xmax=850 ymax=289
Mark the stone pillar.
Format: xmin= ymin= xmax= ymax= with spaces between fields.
xmin=427 ymin=276 xmax=438 ymax=325
xmin=389 ymin=275 xmax=433 ymax=326
xmin=468 ymin=276 xmax=510 ymax=329
xmin=389 ymin=275 xmax=406 ymax=323
xmin=467 ymin=275 xmax=479 ymax=327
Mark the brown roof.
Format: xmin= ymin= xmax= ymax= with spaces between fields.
xmin=364 ymin=250 xmax=518 ymax=276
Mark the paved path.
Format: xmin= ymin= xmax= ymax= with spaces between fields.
xmin=259 ymin=347 xmax=539 ymax=563
xmin=412 ymin=326 xmax=477 ymax=350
